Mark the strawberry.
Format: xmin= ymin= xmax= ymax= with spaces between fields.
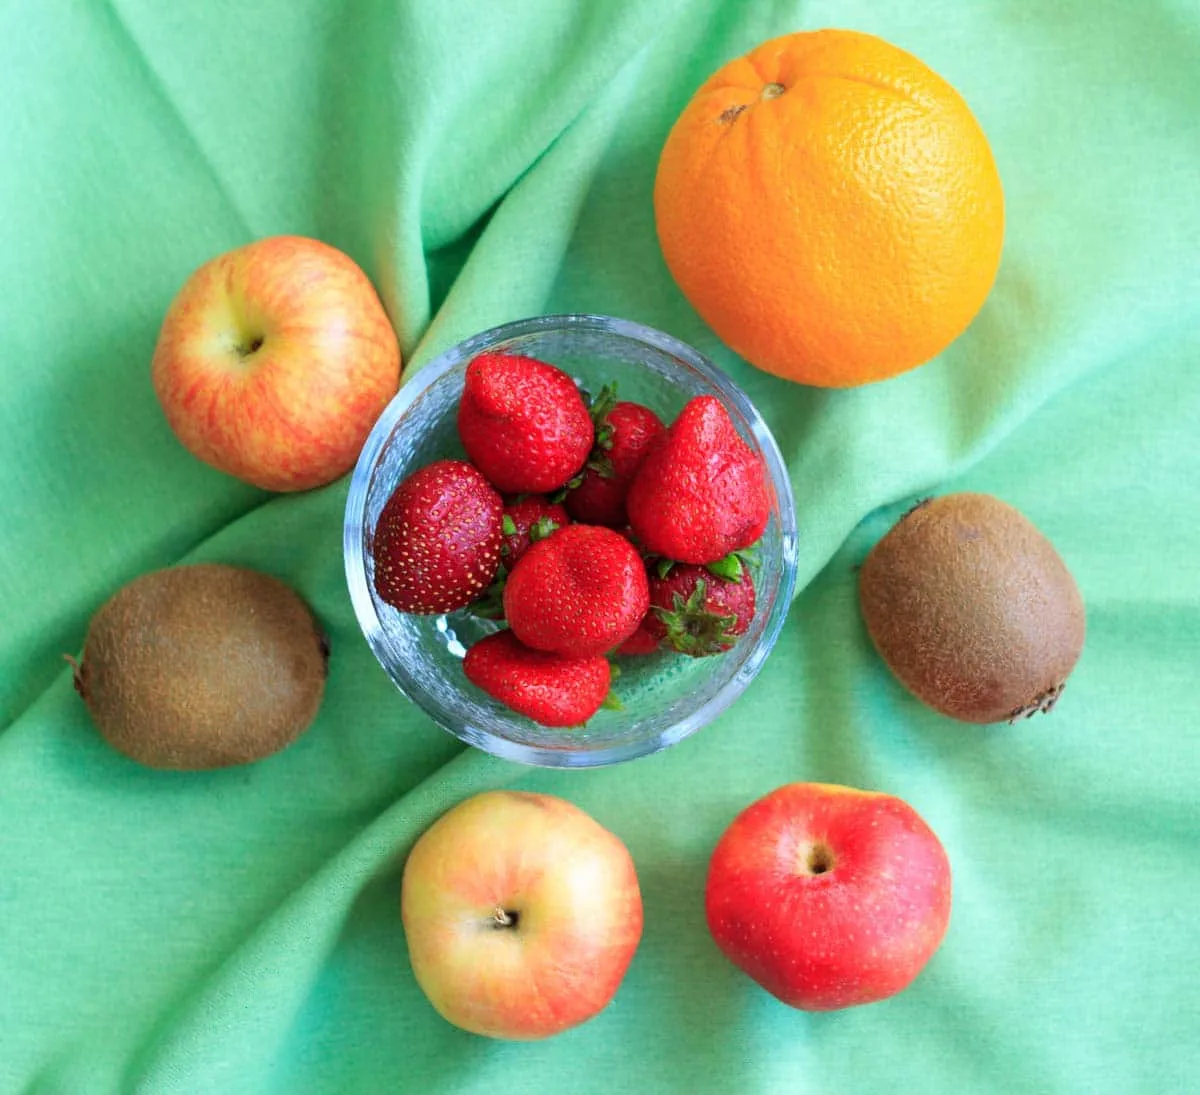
xmin=617 ymin=525 xmax=644 ymax=550
xmin=467 ymin=496 xmax=569 ymax=619
xmin=616 ymin=620 xmax=661 ymax=656
xmin=463 ymin=630 xmax=611 ymax=727
xmin=372 ymin=459 xmax=503 ymax=614
xmin=458 ymin=352 xmax=592 ymax=493
xmin=501 ymin=496 xmax=568 ymax=567
xmin=503 ymin=524 xmax=650 ymax=658
xmin=645 ymin=562 xmax=757 ymax=657
xmin=565 ymin=388 xmax=665 ymax=527
xmin=626 ymin=395 xmax=770 ymax=564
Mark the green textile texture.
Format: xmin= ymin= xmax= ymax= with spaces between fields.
xmin=3 ymin=0 xmax=1198 ymax=1092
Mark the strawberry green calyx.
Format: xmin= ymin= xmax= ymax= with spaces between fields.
xmin=584 ymin=383 xmax=620 ymax=479
xmin=652 ymin=580 xmax=742 ymax=656
xmin=548 ymin=475 xmax=584 ymax=503
xmin=601 ymin=663 xmax=623 ymax=710
xmin=500 ymin=497 xmax=569 ymax=564
xmin=529 ymin=516 xmax=560 ymax=543
xmin=587 ymin=383 xmax=619 ymax=427
xmin=588 ymin=450 xmax=617 ymax=480
xmin=705 ymin=545 xmax=758 ymax=582
xmin=564 ymin=397 xmax=666 ymax=527
xmin=706 ymin=554 xmax=742 ymax=581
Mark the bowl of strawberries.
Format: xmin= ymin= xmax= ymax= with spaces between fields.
xmin=344 ymin=314 xmax=798 ymax=767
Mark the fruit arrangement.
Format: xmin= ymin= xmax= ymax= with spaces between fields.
xmin=401 ymin=781 xmax=952 ymax=1038
xmin=58 ymin=22 xmax=1097 ymax=1055
xmin=369 ymin=351 xmax=773 ymax=727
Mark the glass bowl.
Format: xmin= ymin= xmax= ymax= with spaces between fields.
xmin=344 ymin=314 xmax=798 ymax=767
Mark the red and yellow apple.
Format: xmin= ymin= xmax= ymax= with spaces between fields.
xmin=400 ymin=790 xmax=643 ymax=1040
xmin=152 ymin=235 xmax=401 ymax=492
xmin=706 ymin=782 xmax=951 ymax=1010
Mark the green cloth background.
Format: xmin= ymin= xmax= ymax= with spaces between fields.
xmin=3 ymin=0 xmax=1198 ymax=1091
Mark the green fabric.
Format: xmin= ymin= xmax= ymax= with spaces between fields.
xmin=3 ymin=0 xmax=1198 ymax=1091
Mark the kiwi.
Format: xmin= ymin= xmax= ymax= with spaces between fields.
xmin=71 ymin=563 xmax=329 ymax=769
xmin=858 ymin=493 xmax=1085 ymax=724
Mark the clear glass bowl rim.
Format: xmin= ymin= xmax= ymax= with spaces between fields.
xmin=343 ymin=313 xmax=799 ymax=768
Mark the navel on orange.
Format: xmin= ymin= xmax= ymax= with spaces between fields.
xmin=654 ymin=29 xmax=1005 ymax=388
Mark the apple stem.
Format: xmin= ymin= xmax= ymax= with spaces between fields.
xmin=806 ymin=844 xmax=835 ymax=875
xmin=491 ymin=905 xmax=519 ymax=929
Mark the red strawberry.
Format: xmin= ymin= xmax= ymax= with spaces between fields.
xmin=372 ymin=459 xmax=503 ymax=614
xmin=616 ymin=620 xmax=660 ymax=656
xmin=565 ymin=390 xmax=665 ymax=527
xmin=626 ymin=395 xmax=770 ymax=564
xmin=645 ymin=563 xmax=756 ymax=657
xmin=458 ymin=352 xmax=592 ymax=493
xmin=501 ymin=496 xmax=568 ymax=567
xmin=463 ymin=630 xmax=611 ymax=727
xmin=504 ymin=524 xmax=650 ymax=658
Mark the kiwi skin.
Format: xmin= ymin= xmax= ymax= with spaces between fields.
xmin=72 ymin=563 xmax=329 ymax=770
xmin=858 ymin=493 xmax=1085 ymax=724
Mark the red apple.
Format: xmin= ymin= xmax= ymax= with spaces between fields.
xmin=401 ymin=790 xmax=643 ymax=1039
xmin=706 ymin=782 xmax=951 ymax=1010
xmin=152 ymin=235 xmax=401 ymax=491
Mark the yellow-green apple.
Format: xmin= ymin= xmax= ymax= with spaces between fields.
xmin=706 ymin=782 xmax=951 ymax=1010
xmin=152 ymin=235 xmax=401 ymax=491
xmin=401 ymin=790 xmax=642 ymax=1040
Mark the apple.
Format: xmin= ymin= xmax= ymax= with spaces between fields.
xmin=401 ymin=790 xmax=643 ymax=1040
xmin=705 ymin=782 xmax=951 ymax=1010
xmin=152 ymin=235 xmax=401 ymax=492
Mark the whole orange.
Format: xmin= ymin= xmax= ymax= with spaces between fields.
xmin=654 ymin=29 xmax=1005 ymax=388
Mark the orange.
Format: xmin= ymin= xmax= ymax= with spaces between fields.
xmin=654 ymin=29 xmax=1005 ymax=388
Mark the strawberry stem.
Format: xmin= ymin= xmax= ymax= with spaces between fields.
xmin=587 ymin=383 xmax=619 ymax=427
xmin=576 ymin=382 xmax=620 ymax=481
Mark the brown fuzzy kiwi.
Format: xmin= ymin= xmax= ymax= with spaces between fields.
xmin=70 ymin=563 xmax=329 ymax=769
xmin=858 ymin=493 xmax=1085 ymax=724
